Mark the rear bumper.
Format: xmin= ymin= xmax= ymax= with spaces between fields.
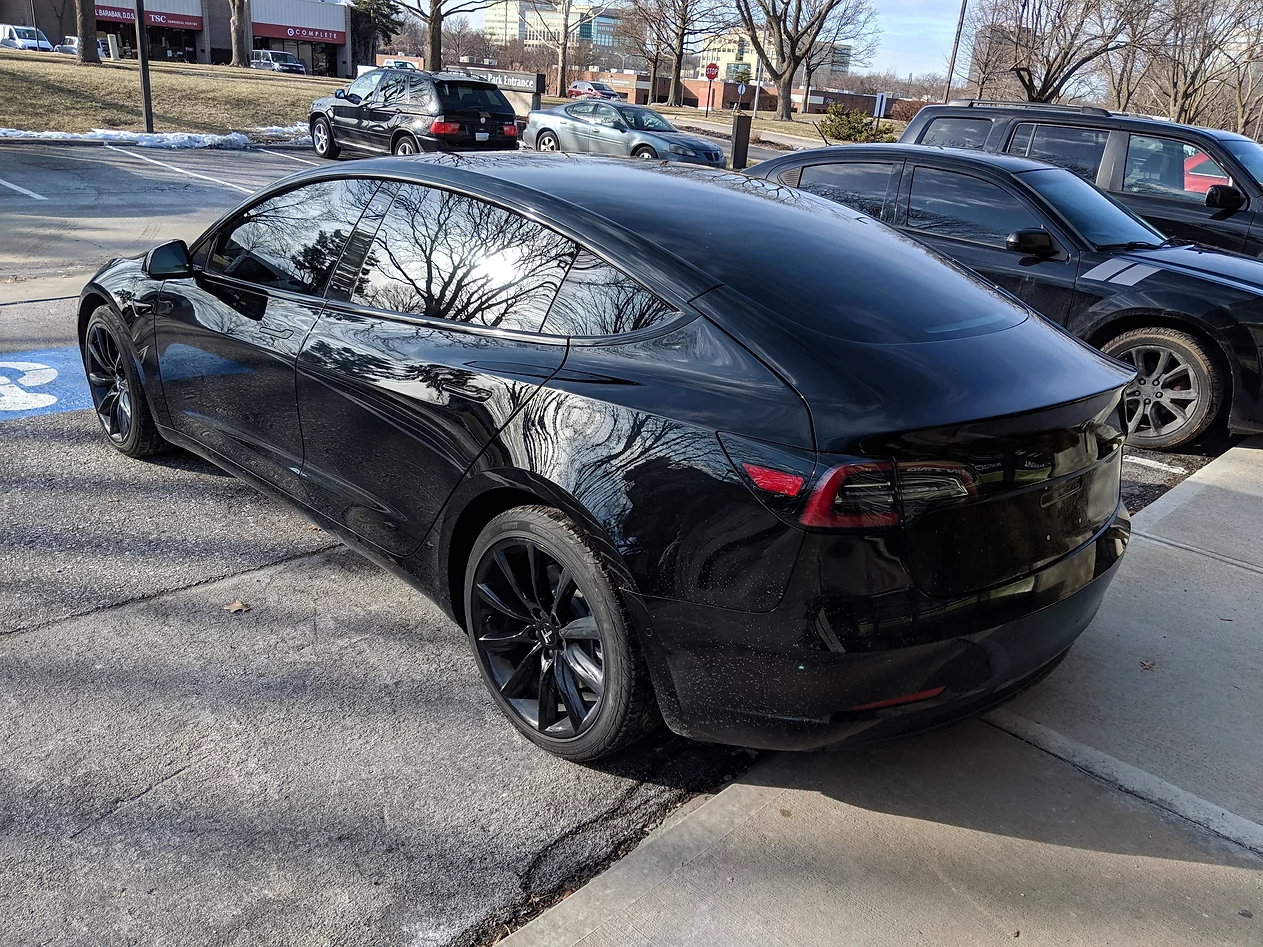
xmin=639 ymin=506 xmax=1130 ymax=750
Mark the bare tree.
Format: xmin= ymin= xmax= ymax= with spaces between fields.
xmin=443 ymin=14 xmax=495 ymax=60
xmin=228 ymin=0 xmax=249 ymax=66
xmin=800 ymin=10 xmax=862 ymax=108
xmin=733 ymin=0 xmax=879 ymax=121
xmin=631 ymin=0 xmax=729 ymax=106
xmin=396 ymin=0 xmax=493 ymax=69
xmin=614 ymin=10 xmax=667 ymax=101
xmin=75 ymin=0 xmax=100 ymax=63
xmin=524 ymin=0 xmax=616 ymax=96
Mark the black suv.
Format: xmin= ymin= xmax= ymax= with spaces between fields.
xmin=749 ymin=143 xmax=1263 ymax=448
xmin=901 ymin=101 xmax=1263 ymax=258
xmin=310 ymin=69 xmax=519 ymax=158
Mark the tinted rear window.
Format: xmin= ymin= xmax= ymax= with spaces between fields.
xmin=434 ymin=81 xmax=513 ymax=113
xmin=921 ymin=117 xmax=993 ymax=150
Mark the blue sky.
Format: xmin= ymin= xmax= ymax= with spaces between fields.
xmin=867 ymin=0 xmax=960 ymax=77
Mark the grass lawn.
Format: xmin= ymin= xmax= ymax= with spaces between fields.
xmin=0 ymin=49 xmax=343 ymax=134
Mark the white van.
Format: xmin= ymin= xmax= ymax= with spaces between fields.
xmin=0 ymin=24 xmax=54 ymax=51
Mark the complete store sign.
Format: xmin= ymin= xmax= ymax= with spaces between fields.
xmin=252 ymin=21 xmax=347 ymax=44
xmin=94 ymin=4 xmax=204 ymax=29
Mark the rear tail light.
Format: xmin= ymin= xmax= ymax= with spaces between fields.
xmin=503 ymin=123 xmax=519 ymax=137
xmin=801 ymin=463 xmax=899 ymax=528
xmin=430 ymin=119 xmax=461 ymax=135
xmin=740 ymin=463 xmax=804 ymax=498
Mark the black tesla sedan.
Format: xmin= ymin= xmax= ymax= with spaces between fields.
xmin=749 ymin=144 xmax=1263 ymax=450
xmin=77 ymin=155 xmax=1133 ymax=760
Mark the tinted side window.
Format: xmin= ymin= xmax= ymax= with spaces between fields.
xmin=407 ymin=75 xmax=437 ymax=109
xmin=921 ymin=117 xmax=993 ymax=150
xmin=434 ymin=81 xmax=513 ymax=113
xmin=1123 ymin=134 xmax=1231 ymax=202
xmin=797 ymin=162 xmax=894 ymax=217
xmin=346 ymin=71 xmax=382 ymax=100
xmin=1007 ymin=123 xmax=1109 ymax=181
xmin=351 ymin=184 xmax=574 ymax=330
xmin=378 ymin=72 xmax=408 ymax=104
xmin=907 ymin=167 xmax=1041 ymax=247
xmin=567 ymin=102 xmax=595 ymax=117
xmin=542 ymin=252 xmax=675 ymax=336
xmin=208 ymin=179 xmax=380 ymax=295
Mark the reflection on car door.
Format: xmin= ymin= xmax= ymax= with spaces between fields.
xmin=1112 ymin=133 xmax=1252 ymax=252
xmin=360 ymin=70 xmax=408 ymax=150
xmin=783 ymin=159 xmax=901 ymax=222
xmin=560 ymin=102 xmax=595 ymax=152
xmin=295 ymin=182 xmax=577 ymax=557
xmin=896 ymin=165 xmax=1079 ymax=323
xmin=333 ymin=71 xmax=383 ymax=147
xmin=155 ymin=178 xmax=383 ymax=495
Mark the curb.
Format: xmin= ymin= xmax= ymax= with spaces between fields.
xmin=0 ymin=137 xmax=308 ymax=151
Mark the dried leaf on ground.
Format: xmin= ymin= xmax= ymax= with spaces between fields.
xmin=1140 ymin=660 xmax=1156 ymax=671
xmin=223 ymin=600 xmax=250 ymax=614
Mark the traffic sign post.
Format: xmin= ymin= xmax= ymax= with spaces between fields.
xmin=704 ymin=62 xmax=718 ymax=118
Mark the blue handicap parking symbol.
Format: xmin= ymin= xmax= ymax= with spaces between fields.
xmin=0 ymin=345 xmax=93 ymax=422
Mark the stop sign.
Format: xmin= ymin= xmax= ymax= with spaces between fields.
xmin=705 ymin=62 xmax=719 ymax=81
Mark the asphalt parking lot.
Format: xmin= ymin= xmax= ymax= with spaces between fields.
xmin=0 ymin=141 xmax=1252 ymax=945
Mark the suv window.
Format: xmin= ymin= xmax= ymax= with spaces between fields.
xmin=541 ymin=252 xmax=675 ymax=337
xmin=351 ymin=184 xmax=575 ymax=330
xmin=347 ymin=71 xmax=382 ymax=101
xmin=796 ymin=162 xmax=893 ymax=217
xmin=1007 ymin=123 xmax=1109 ymax=181
xmin=208 ymin=179 xmax=381 ymax=295
xmin=1123 ymin=134 xmax=1231 ymax=202
xmin=921 ymin=117 xmax=993 ymax=150
xmin=433 ymin=81 xmax=513 ymax=113
xmin=407 ymin=75 xmax=437 ymax=109
xmin=907 ymin=167 xmax=1041 ymax=247
xmin=378 ymin=71 xmax=408 ymax=104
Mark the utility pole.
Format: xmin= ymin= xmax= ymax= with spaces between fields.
xmin=133 ymin=0 xmax=154 ymax=132
xmin=751 ymin=32 xmax=764 ymax=121
xmin=944 ymin=0 xmax=967 ymax=103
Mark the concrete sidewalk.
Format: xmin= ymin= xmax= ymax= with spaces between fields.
xmin=504 ymin=438 xmax=1263 ymax=946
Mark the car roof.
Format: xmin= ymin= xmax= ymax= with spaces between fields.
xmin=757 ymin=142 xmax=1061 ymax=175
xmin=917 ymin=102 xmax=1235 ymax=141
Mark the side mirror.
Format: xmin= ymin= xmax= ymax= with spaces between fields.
xmin=335 ymin=88 xmax=346 ymax=99
xmin=144 ymin=239 xmax=194 ymax=279
xmin=1205 ymin=184 xmax=1245 ymax=209
xmin=1005 ymin=228 xmax=1057 ymax=257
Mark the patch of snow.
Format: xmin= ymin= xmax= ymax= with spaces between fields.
xmin=248 ymin=121 xmax=310 ymax=139
xmin=0 ymin=127 xmax=252 ymax=149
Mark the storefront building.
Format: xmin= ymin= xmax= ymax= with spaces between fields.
xmin=2 ymin=0 xmax=350 ymax=74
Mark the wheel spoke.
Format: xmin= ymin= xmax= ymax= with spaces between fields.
xmin=87 ymin=333 xmax=110 ymax=371
xmin=500 ymin=643 xmax=542 ymax=698
xmin=87 ymin=371 xmax=112 ymax=387
xmin=563 ymin=644 xmax=604 ymax=696
xmin=537 ymin=653 xmax=560 ymax=731
xmin=475 ymin=582 xmax=531 ymax=622
xmin=560 ymin=614 xmax=599 ymax=640
xmin=494 ymin=548 xmax=538 ymax=613
xmin=554 ymin=656 xmax=588 ymax=730
xmin=1149 ymin=348 xmax=1172 ymax=382
xmin=550 ymin=568 xmax=575 ymax=621
xmin=477 ymin=626 xmax=532 ymax=653
xmin=526 ymin=544 xmax=550 ymax=611
xmin=98 ymin=389 xmax=119 ymax=433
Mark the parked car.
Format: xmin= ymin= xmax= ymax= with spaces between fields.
xmin=0 ymin=24 xmax=53 ymax=51
xmin=250 ymin=49 xmax=306 ymax=74
xmin=901 ymin=100 xmax=1263 ymax=259
xmin=568 ymin=80 xmax=621 ymax=100
xmin=524 ymin=101 xmax=724 ymax=165
xmin=76 ymin=155 xmax=1132 ymax=759
xmin=748 ymin=143 xmax=1263 ymax=449
xmin=53 ymin=35 xmax=110 ymax=58
xmin=380 ymin=58 xmax=417 ymax=70
xmin=310 ymin=69 xmax=518 ymax=158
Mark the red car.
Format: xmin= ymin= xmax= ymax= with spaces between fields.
xmin=567 ymin=80 xmax=621 ymax=100
xmin=1185 ymin=152 xmax=1232 ymax=193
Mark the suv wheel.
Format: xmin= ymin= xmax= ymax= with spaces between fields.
xmin=311 ymin=116 xmax=339 ymax=159
xmin=392 ymin=133 xmax=419 ymax=156
xmin=1103 ymin=326 xmax=1224 ymax=450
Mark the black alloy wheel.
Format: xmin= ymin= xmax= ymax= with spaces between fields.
xmin=1103 ymin=326 xmax=1223 ymax=450
xmin=82 ymin=308 xmax=164 ymax=458
xmin=465 ymin=506 xmax=658 ymax=760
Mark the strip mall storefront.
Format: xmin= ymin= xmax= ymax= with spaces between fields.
xmin=94 ymin=2 xmax=202 ymax=62
xmin=251 ymin=23 xmax=344 ymax=77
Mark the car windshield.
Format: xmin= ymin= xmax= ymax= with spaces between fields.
xmin=591 ymin=82 xmax=613 ymax=91
xmin=270 ymin=51 xmax=299 ymax=63
xmin=1221 ymin=138 xmax=1263 ymax=184
xmin=434 ymin=81 xmax=513 ymax=113
xmin=1018 ymin=167 xmax=1167 ymax=249
xmin=616 ymin=107 xmax=676 ymax=132
xmin=15 ymin=27 xmax=37 ymax=39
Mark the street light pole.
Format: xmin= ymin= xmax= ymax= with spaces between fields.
xmin=751 ymin=33 xmax=764 ymax=120
xmin=944 ymin=0 xmax=967 ymax=103
xmin=133 ymin=0 xmax=154 ymax=132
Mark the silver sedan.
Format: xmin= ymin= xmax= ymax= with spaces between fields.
xmin=523 ymin=101 xmax=726 ymax=167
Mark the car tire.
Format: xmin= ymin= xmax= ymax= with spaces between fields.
xmin=464 ymin=505 xmax=659 ymax=761
xmin=392 ymin=133 xmax=420 ymax=156
xmin=632 ymin=145 xmax=657 ymax=160
xmin=81 ymin=306 xmax=165 ymax=458
xmin=1102 ymin=326 xmax=1224 ymax=450
xmin=536 ymin=130 xmax=560 ymax=152
xmin=311 ymin=116 xmax=339 ymax=159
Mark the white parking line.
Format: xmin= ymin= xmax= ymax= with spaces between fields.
xmin=102 ymin=144 xmax=253 ymax=194
xmin=987 ymin=709 xmax=1263 ymax=855
xmin=1124 ymin=455 xmax=1188 ymax=474
xmin=259 ymin=148 xmax=319 ymax=166
xmin=0 ymin=175 xmax=48 ymax=200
